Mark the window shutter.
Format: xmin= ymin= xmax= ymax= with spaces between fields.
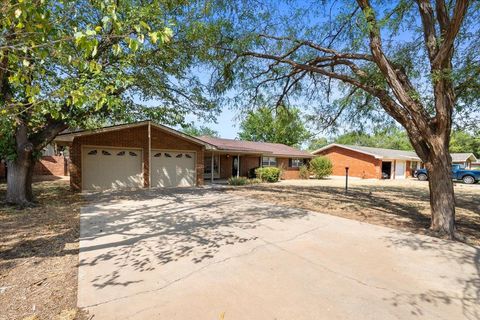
xmin=288 ymin=158 xmax=292 ymax=167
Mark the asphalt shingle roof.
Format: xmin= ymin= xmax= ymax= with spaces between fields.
xmin=338 ymin=144 xmax=420 ymax=160
xmin=315 ymin=144 xmax=477 ymax=162
xmin=451 ymin=153 xmax=477 ymax=162
xmin=196 ymin=136 xmax=313 ymax=157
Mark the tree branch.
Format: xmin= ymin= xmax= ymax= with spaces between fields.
xmin=416 ymin=0 xmax=439 ymax=62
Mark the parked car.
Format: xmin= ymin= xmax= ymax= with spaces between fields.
xmin=414 ymin=164 xmax=480 ymax=184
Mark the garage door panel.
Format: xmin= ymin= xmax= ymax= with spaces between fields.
xmin=395 ymin=161 xmax=406 ymax=179
xmin=83 ymin=147 xmax=143 ymax=190
xmin=151 ymin=151 xmax=195 ymax=187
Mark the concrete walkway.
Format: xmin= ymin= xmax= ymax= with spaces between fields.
xmin=78 ymin=188 xmax=480 ymax=320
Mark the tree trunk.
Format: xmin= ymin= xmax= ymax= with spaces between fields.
xmin=424 ymin=146 xmax=455 ymax=238
xmin=6 ymin=121 xmax=36 ymax=206
xmin=6 ymin=154 xmax=35 ymax=206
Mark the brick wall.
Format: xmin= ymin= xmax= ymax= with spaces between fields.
xmin=70 ymin=124 xmax=206 ymax=191
xmin=315 ymin=146 xmax=382 ymax=179
xmin=277 ymin=158 xmax=300 ymax=179
xmin=70 ymin=125 xmax=149 ymax=191
xmin=0 ymin=157 xmax=67 ymax=179
xmin=34 ymin=156 xmax=68 ymax=176
xmin=240 ymin=156 xmax=261 ymax=177
xmin=219 ymin=155 xmax=233 ymax=179
xmin=150 ymin=126 xmax=204 ymax=186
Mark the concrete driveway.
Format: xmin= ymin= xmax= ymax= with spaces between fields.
xmin=78 ymin=188 xmax=480 ymax=320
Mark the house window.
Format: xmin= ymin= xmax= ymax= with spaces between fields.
xmin=289 ymin=158 xmax=303 ymax=168
xmin=262 ymin=156 xmax=277 ymax=167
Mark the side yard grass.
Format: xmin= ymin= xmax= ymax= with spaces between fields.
xmin=0 ymin=177 xmax=87 ymax=320
xmin=227 ymin=178 xmax=480 ymax=246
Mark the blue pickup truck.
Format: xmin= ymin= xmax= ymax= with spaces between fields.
xmin=414 ymin=164 xmax=480 ymax=184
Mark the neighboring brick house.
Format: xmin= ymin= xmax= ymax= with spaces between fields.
xmin=313 ymin=144 xmax=477 ymax=179
xmin=313 ymin=144 xmax=423 ymax=179
xmin=451 ymin=153 xmax=477 ymax=169
xmin=54 ymin=121 xmax=313 ymax=191
xmin=0 ymin=155 xmax=68 ymax=180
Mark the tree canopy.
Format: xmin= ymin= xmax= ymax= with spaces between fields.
xmin=0 ymin=0 xmax=224 ymax=205
xmin=182 ymin=124 xmax=219 ymax=137
xmin=238 ymin=106 xmax=310 ymax=147
xmin=0 ymin=0 xmax=221 ymax=161
xmin=211 ymin=0 xmax=479 ymax=236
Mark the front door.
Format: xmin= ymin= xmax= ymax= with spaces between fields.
xmin=232 ymin=156 xmax=239 ymax=176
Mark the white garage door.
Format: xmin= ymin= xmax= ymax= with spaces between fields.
xmin=151 ymin=150 xmax=196 ymax=187
xmin=82 ymin=147 xmax=143 ymax=190
xmin=395 ymin=161 xmax=406 ymax=179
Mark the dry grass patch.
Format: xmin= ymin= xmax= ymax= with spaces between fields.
xmin=0 ymin=177 xmax=87 ymax=320
xmin=227 ymin=179 xmax=480 ymax=245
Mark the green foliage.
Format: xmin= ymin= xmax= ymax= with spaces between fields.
xmin=227 ymin=176 xmax=262 ymax=185
xmin=182 ymin=124 xmax=219 ymax=137
xmin=309 ymin=157 xmax=333 ymax=179
xmin=255 ymin=167 xmax=281 ymax=182
xmin=307 ymin=137 xmax=328 ymax=151
xmin=334 ymin=127 xmax=413 ymax=151
xmin=0 ymin=0 xmax=221 ymax=160
xmin=299 ymin=165 xmax=309 ymax=179
xmin=228 ymin=176 xmax=249 ymax=185
xmin=238 ymin=106 xmax=310 ymax=147
xmin=450 ymin=130 xmax=480 ymax=157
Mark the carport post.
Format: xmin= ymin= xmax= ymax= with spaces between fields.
xmin=237 ymin=154 xmax=240 ymax=177
xmin=211 ymin=152 xmax=214 ymax=184
xmin=345 ymin=167 xmax=349 ymax=193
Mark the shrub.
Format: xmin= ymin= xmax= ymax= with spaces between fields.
xmin=299 ymin=165 xmax=309 ymax=179
xmin=228 ymin=176 xmax=249 ymax=185
xmin=255 ymin=167 xmax=281 ymax=182
xmin=309 ymin=156 xmax=333 ymax=179
xmin=227 ymin=177 xmax=262 ymax=186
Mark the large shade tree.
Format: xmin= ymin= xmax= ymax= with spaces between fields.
xmin=238 ymin=106 xmax=310 ymax=147
xmin=214 ymin=0 xmax=480 ymax=238
xmin=0 ymin=0 xmax=220 ymax=205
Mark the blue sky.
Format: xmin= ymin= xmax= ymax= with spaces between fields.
xmin=184 ymin=107 xmax=240 ymax=139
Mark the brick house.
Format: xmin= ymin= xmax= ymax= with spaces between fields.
xmin=0 ymin=153 xmax=68 ymax=180
xmin=312 ymin=144 xmax=423 ymax=179
xmin=54 ymin=121 xmax=313 ymax=191
xmin=313 ymin=144 xmax=478 ymax=179
xmin=451 ymin=153 xmax=477 ymax=169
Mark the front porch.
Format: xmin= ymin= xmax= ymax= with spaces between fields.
xmin=204 ymin=151 xmax=262 ymax=182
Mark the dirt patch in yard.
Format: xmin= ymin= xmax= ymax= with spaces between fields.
xmin=227 ymin=179 xmax=480 ymax=246
xmin=0 ymin=177 xmax=87 ymax=320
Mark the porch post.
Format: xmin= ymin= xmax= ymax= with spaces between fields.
xmin=211 ymin=151 xmax=214 ymax=183
xmin=237 ymin=154 xmax=240 ymax=177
